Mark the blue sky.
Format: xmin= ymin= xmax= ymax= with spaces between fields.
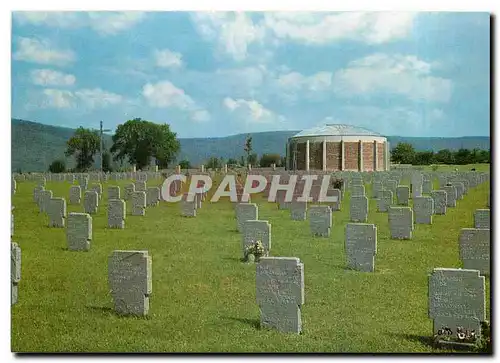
xmin=11 ymin=11 xmax=490 ymax=138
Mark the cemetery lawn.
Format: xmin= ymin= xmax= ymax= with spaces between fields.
xmin=11 ymin=164 xmax=490 ymax=353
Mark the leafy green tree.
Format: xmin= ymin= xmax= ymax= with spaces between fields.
xmin=244 ymin=134 xmax=252 ymax=165
xmin=206 ymin=156 xmax=222 ymax=169
xmin=390 ymin=143 xmax=415 ymax=164
xmin=102 ymin=152 xmax=113 ymax=172
xmin=435 ymin=149 xmax=454 ymax=164
xmin=48 ymin=159 xmax=66 ymax=173
xmin=248 ymin=153 xmax=258 ymax=167
xmin=259 ymin=153 xmax=282 ymax=167
xmin=227 ymin=158 xmax=239 ymax=166
xmin=65 ymin=127 xmax=100 ymax=172
xmin=240 ymin=156 xmax=245 ymax=166
xmin=454 ymin=148 xmax=473 ymax=165
xmin=111 ymin=118 xmax=180 ymax=170
xmin=413 ymin=151 xmax=435 ymax=165
xmin=478 ymin=149 xmax=490 ymax=163
xmin=178 ymin=160 xmax=191 ymax=169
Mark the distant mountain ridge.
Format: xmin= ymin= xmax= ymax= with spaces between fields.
xmin=11 ymin=118 xmax=491 ymax=172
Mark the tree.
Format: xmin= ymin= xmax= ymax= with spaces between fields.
xmin=413 ymin=151 xmax=435 ymax=165
xmin=102 ymin=152 xmax=112 ymax=172
xmin=206 ymin=156 xmax=222 ymax=169
xmin=454 ymin=148 xmax=472 ymax=165
xmin=227 ymin=158 xmax=239 ymax=166
xmin=178 ymin=160 xmax=191 ymax=169
xmin=435 ymin=149 xmax=454 ymax=164
xmin=248 ymin=153 xmax=258 ymax=166
xmin=49 ymin=159 xmax=66 ymax=173
xmin=390 ymin=143 xmax=415 ymax=164
xmin=111 ymin=118 xmax=180 ymax=170
xmin=65 ymin=127 xmax=100 ymax=172
xmin=244 ymin=134 xmax=253 ymax=165
xmin=259 ymin=153 xmax=282 ymax=167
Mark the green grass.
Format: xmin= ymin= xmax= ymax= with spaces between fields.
xmin=11 ymin=164 xmax=491 ymax=352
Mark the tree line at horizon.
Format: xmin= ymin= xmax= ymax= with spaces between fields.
xmin=45 ymin=119 xmax=490 ymax=173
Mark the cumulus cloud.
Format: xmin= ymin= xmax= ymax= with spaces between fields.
xmin=35 ymin=87 xmax=122 ymax=109
xmin=13 ymin=37 xmax=76 ymax=66
xmin=153 ymin=49 xmax=183 ymax=69
xmin=223 ymin=97 xmax=284 ymax=124
xmin=13 ymin=11 xmax=146 ymax=36
xmin=30 ymin=69 xmax=76 ymax=87
xmin=142 ymin=80 xmax=210 ymax=122
xmin=332 ymin=53 xmax=453 ymax=103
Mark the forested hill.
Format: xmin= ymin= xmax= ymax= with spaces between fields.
xmin=11 ymin=118 xmax=490 ymax=172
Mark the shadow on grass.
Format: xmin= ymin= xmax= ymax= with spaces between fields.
xmin=86 ymin=306 xmax=152 ymax=320
xmin=223 ymin=316 xmax=260 ymax=329
xmin=386 ymin=332 xmax=436 ymax=349
xmin=221 ymin=257 xmax=245 ymax=263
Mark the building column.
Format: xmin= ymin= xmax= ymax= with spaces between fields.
xmin=305 ymin=140 xmax=310 ymax=171
xmin=385 ymin=141 xmax=390 ymax=171
xmin=322 ymin=140 xmax=327 ymax=171
xmin=293 ymin=142 xmax=298 ymax=170
xmin=359 ymin=140 xmax=363 ymax=171
xmin=340 ymin=139 xmax=345 ymax=171
xmin=373 ymin=140 xmax=378 ymax=171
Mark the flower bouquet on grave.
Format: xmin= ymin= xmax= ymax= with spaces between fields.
xmin=244 ymin=240 xmax=265 ymax=263
xmin=433 ymin=325 xmax=479 ymax=349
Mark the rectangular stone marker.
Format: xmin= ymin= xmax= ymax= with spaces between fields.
xmin=135 ymin=181 xmax=147 ymax=192
xmin=12 ymin=179 xmax=16 ymax=195
xmin=388 ymin=207 xmax=413 ymax=240
xmin=450 ymin=182 xmax=465 ymax=200
xmin=79 ymin=177 xmax=88 ymax=191
xmin=48 ymin=197 xmax=67 ymax=227
xmin=108 ymin=250 xmax=152 ymax=316
xmin=384 ymin=180 xmax=398 ymax=194
xmin=91 ymin=183 xmax=103 ymax=200
xmin=429 ymin=268 xmax=486 ymax=339
xmin=108 ymin=186 xmax=121 ymax=200
xmin=108 ymin=199 xmax=126 ymax=229
xmin=195 ymin=192 xmax=203 ymax=209
xmin=11 ymin=242 xmax=21 ymax=305
xmin=236 ymin=203 xmax=259 ymax=232
xmin=146 ymin=187 xmax=160 ymax=207
xmin=326 ymin=188 xmax=341 ymax=211
xmin=372 ymin=181 xmax=383 ymax=199
xmin=39 ymin=190 xmax=53 ymax=213
xmin=67 ymin=213 xmax=92 ymax=251
xmin=290 ymin=200 xmax=307 ymax=221
xmin=124 ymin=184 xmax=135 ymax=201
xmin=474 ymin=209 xmax=490 ymax=229
xmin=351 ymin=185 xmax=365 ymax=197
xmin=181 ymin=194 xmax=196 ymax=217
xmin=132 ymin=191 xmax=146 ymax=216
xmin=84 ymin=191 xmax=99 ymax=214
xmin=308 ymin=206 xmax=332 ymax=237
xmin=242 ymin=220 xmax=271 ymax=258
xmin=34 ymin=186 xmax=45 ymax=204
xmin=413 ymin=196 xmax=434 ymax=224
xmin=443 ymin=185 xmax=457 ymax=207
xmin=350 ymin=196 xmax=368 ymax=223
xmin=459 ymin=228 xmax=490 ymax=275
xmin=69 ymin=186 xmax=81 ymax=204
xmin=396 ymin=186 xmax=409 ymax=206
xmin=377 ymin=190 xmax=393 ymax=212
xmin=422 ymin=178 xmax=433 ymax=194
xmin=345 ymin=223 xmax=377 ymax=272
xmin=431 ymin=190 xmax=447 ymax=215
xmin=256 ymin=257 xmax=304 ymax=334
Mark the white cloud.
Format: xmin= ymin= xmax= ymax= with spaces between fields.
xmin=154 ymin=49 xmax=183 ymax=69
xmin=333 ymin=53 xmax=453 ymax=103
xmin=13 ymin=37 xmax=76 ymax=66
xmin=13 ymin=11 xmax=146 ymax=36
xmin=35 ymin=87 xmax=122 ymax=109
xmin=191 ymin=110 xmax=211 ymax=122
xmin=191 ymin=12 xmax=265 ymax=61
xmin=223 ymin=97 xmax=284 ymax=124
xmin=30 ymin=69 xmax=76 ymax=87
xmin=263 ymin=12 xmax=416 ymax=45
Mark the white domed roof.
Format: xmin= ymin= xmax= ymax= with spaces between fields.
xmin=292 ymin=124 xmax=382 ymax=138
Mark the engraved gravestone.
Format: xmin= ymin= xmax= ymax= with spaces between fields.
xmin=181 ymin=193 xmax=196 ymax=217
xmin=91 ymin=183 xmax=103 ymax=200
xmin=429 ymin=268 xmax=485 ymax=340
xmin=413 ymin=196 xmax=434 ymax=224
xmin=108 ymin=186 xmax=121 ymax=200
xmin=132 ymin=191 xmax=146 ymax=216
xmin=384 ymin=180 xmax=398 ymax=195
xmin=84 ymin=191 xmax=99 ymax=214
xmin=235 ymin=203 xmax=258 ymax=232
xmin=108 ymin=250 xmax=152 ymax=316
xmin=48 ymin=197 xmax=67 ymax=227
xmin=69 ymin=185 xmax=81 ymax=204
xmin=146 ymin=187 xmax=160 ymax=207
xmin=450 ymin=182 xmax=465 ymax=200
xmin=396 ymin=186 xmax=410 ymax=206
xmin=124 ymin=183 xmax=135 ymax=201
xmin=11 ymin=242 xmax=21 ymax=305
xmin=308 ymin=206 xmax=332 ymax=237
xmin=33 ymin=186 xmax=45 ymax=204
xmin=66 ymin=213 xmax=92 ymax=251
xmin=388 ymin=207 xmax=413 ymax=239
xmin=459 ymin=228 xmax=490 ymax=276
xmin=135 ymin=181 xmax=147 ymax=192
xmin=326 ymin=188 xmax=341 ymax=211
xmin=350 ymin=196 xmax=368 ymax=223
xmin=372 ymin=181 xmax=383 ymax=199
xmin=443 ymin=185 xmax=457 ymax=208
xmin=242 ymin=220 xmax=271 ymax=258
xmin=377 ymin=190 xmax=393 ymax=212
xmin=351 ymin=185 xmax=365 ymax=197
xmin=108 ymin=199 xmax=126 ymax=229
xmin=474 ymin=209 xmax=490 ymax=229
xmin=290 ymin=200 xmax=307 ymax=221
xmin=345 ymin=223 xmax=377 ymax=272
xmin=256 ymin=257 xmax=304 ymax=334
xmin=422 ymin=177 xmax=433 ymax=194
xmin=40 ymin=190 xmax=53 ymax=213
xmin=431 ymin=190 xmax=447 ymax=215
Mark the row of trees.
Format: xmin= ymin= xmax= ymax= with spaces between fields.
xmin=178 ymin=153 xmax=285 ymax=170
xmin=391 ymin=143 xmax=490 ymax=165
